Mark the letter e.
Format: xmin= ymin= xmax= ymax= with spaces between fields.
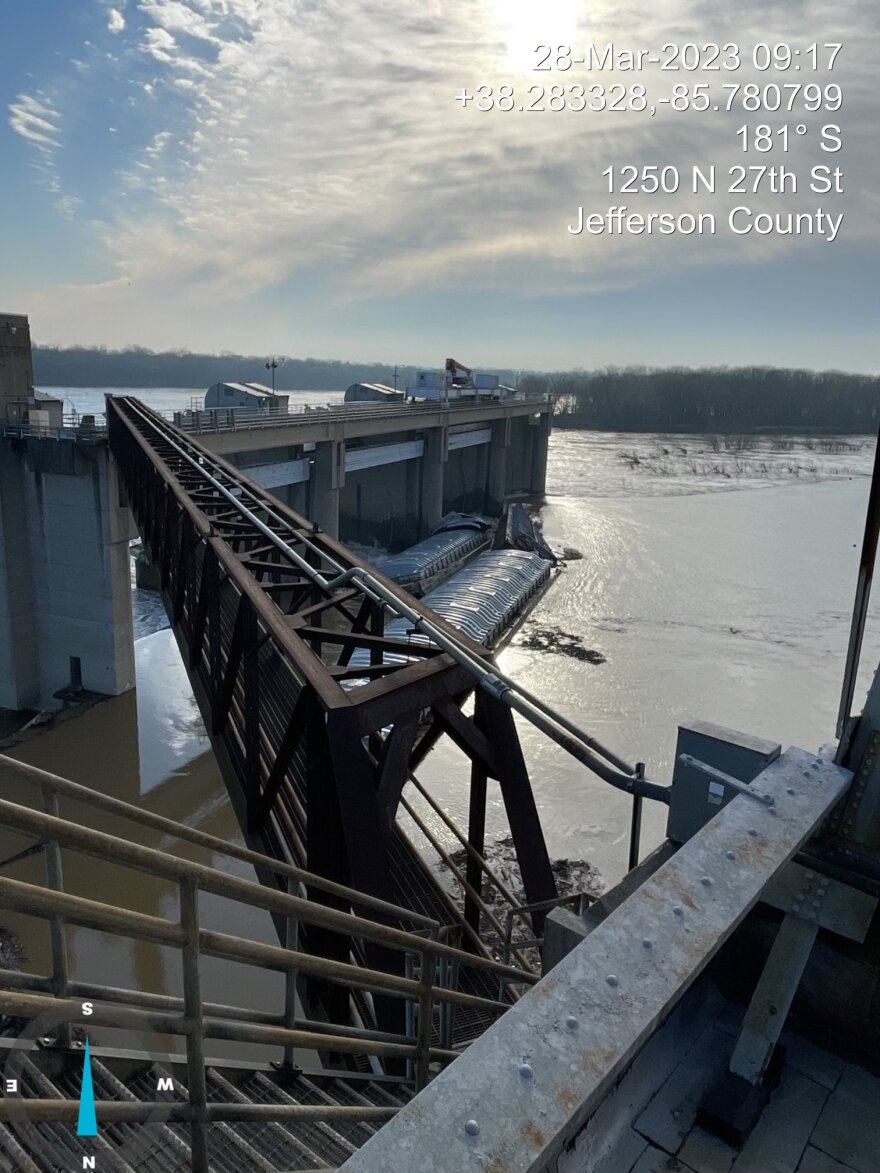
xmin=5 ymin=1079 xmax=17 ymax=1094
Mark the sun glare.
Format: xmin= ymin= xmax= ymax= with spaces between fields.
xmin=492 ymin=0 xmax=581 ymax=72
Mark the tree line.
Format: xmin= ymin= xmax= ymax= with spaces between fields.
xmin=32 ymin=346 xmax=879 ymax=433
xmin=33 ymin=345 xmax=419 ymax=391
xmin=32 ymin=345 xmax=521 ymax=394
xmin=518 ymin=366 xmax=880 ymax=434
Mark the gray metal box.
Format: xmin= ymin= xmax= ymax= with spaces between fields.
xmin=667 ymin=720 xmax=781 ymax=844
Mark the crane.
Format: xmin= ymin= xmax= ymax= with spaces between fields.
xmin=445 ymin=357 xmax=473 ymax=387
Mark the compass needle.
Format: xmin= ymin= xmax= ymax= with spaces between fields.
xmin=76 ymin=1038 xmax=98 ymax=1138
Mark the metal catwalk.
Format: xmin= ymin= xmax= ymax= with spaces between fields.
xmin=107 ymin=397 xmax=557 ymax=1037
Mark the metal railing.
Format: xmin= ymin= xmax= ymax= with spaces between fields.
xmin=0 ymin=756 xmax=536 ymax=1168
xmin=2 ymin=418 xmax=107 ymax=442
xmin=170 ymin=396 xmax=550 ymax=436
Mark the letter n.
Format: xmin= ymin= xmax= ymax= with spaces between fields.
xmin=83 ymin=1159 xmax=96 ymax=1171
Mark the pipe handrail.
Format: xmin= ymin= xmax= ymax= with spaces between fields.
xmin=0 ymin=793 xmax=535 ymax=987
xmin=0 ymin=755 xmax=439 ymax=931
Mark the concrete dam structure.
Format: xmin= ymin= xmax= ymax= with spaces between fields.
xmin=172 ymin=396 xmax=552 ymax=546
xmin=0 ymin=315 xmax=135 ymax=713
xmin=0 ymin=313 xmax=552 ymax=711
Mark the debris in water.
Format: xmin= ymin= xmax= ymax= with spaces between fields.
xmin=517 ymin=624 xmax=606 ymax=663
xmin=561 ymin=547 xmax=584 ymax=561
xmin=437 ymin=837 xmax=604 ymax=957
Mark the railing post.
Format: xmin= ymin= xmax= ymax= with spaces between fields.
xmin=179 ymin=879 xmax=209 ymax=1172
xmin=628 ymin=765 xmax=645 ymax=872
xmin=416 ymin=946 xmax=434 ymax=1092
xmin=281 ymin=877 xmax=300 ymax=1071
xmin=437 ymin=932 xmax=458 ymax=1054
xmin=41 ymin=785 xmax=72 ymax=1050
xmin=404 ymin=953 xmax=415 ymax=1086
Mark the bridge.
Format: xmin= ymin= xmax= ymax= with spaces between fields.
xmin=106 ymin=395 xmax=560 ymax=1038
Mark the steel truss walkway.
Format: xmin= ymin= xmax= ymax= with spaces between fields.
xmin=107 ymin=397 xmax=558 ymax=1037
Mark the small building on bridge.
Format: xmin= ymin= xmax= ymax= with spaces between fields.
xmin=205 ymin=382 xmax=289 ymax=412
xmin=344 ymin=382 xmax=404 ymax=404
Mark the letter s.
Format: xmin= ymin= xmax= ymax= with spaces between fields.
xmin=810 ymin=166 xmax=831 ymax=193
xmin=820 ymin=125 xmax=841 ymax=153
xmin=82 ymin=1002 xmax=94 ymax=1016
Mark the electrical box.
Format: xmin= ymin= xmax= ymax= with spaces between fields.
xmin=667 ymin=720 xmax=781 ymax=844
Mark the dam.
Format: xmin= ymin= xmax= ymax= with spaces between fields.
xmin=0 ymin=313 xmax=552 ymax=712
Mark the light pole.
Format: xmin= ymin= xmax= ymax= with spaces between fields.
xmin=265 ymin=358 xmax=281 ymax=393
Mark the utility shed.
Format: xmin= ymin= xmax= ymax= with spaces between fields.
xmin=205 ymin=382 xmax=289 ymax=412
xmin=344 ymin=382 xmax=404 ymax=403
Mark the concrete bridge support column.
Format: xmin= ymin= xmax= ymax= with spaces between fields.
xmin=419 ymin=426 xmax=447 ymax=536
xmin=530 ymin=410 xmax=552 ymax=495
xmin=0 ymin=441 xmax=136 ymax=711
xmin=486 ymin=418 xmax=511 ymax=514
xmin=312 ymin=438 xmax=345 ymax=539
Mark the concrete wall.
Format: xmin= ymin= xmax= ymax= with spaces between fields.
xmin=0 ymin=439 xmax=136 ymax=712
xmin=0 ymin=314 xmax=135 ymax=712
xmin=339 ymin=460 xmax=421 ymax=550
xmin=443 ymin=443 xmax=489 ymax=516
xmin=190 ymin=403 xmax=554 ymax=546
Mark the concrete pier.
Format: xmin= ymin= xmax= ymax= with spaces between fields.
xmin=0 ymin=315 xmax=135 ymax=712
xmin=312 ymin=436 xmax=344 ymax=539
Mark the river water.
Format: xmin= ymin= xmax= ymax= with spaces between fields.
xmin=3 ymin=391 xmax=878 ymax=1056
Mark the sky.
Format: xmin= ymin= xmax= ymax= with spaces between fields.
xmin=1 ymin=0 xmax=877 ymax=371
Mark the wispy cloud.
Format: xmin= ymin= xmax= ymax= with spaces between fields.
xmin=11 ymin=0 xmax=880 ymax=328
xmin=8 ymin=93 xmax=61 ymax=156
xmin=138 ymin=0 xmax=222 ymax=44
xmin=79 ymin=0 xmax=869 ymax=304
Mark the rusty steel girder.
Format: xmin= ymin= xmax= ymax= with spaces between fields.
xmin=107 ymin=397 xmax=556 ymax=1037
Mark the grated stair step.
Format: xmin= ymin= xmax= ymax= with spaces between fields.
xmin=55 ymin=1057 xmax=191 ymax=1173
xmin=0 ymin=1047 xmax=415 ymax=1171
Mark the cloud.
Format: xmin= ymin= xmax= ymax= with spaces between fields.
xmin=143 ymin=26 xmax=178 ymax=63
xmin=147 ymin=129 xmax=173 ymax=153
xmin=108 ymin=8 xmax=126 ymax=33
xmin=56 ymin=193 xmax=84 ymax=219
xmin=58 ymin=276 xmax=133 ymax=294
xmin=138 ymin=0 xmax=221 ymax=44
xmin=13 ymin=0 xmax=880 ymax=320
xmin=8 ymin=93 xmax=62 ymax=154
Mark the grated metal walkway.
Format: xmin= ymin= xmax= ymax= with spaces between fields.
xmin=1 ymin=1050 xmax=413 ymax=1173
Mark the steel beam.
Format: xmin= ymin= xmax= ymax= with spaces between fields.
xmin=337 ymin=749 xmax=852 ymax=1173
